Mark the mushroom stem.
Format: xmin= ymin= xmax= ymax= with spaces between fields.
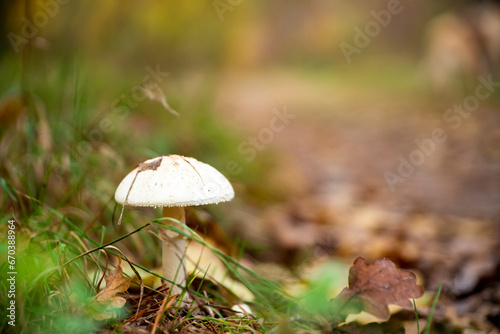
xmin=161 ymin=206 xmax=188 ymax=300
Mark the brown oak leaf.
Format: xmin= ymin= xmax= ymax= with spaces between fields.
xmin=91 ymin=265 xmax=131 ymax=320
xmin=334 ymin=257 xmax=424 ymax=320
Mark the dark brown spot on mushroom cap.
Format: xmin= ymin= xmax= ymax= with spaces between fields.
xmin=138 ymin=157 xmax=162 ymax=172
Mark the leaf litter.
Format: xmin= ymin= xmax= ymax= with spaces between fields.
xmin=219 ymin=103 xmax=500 ymax=332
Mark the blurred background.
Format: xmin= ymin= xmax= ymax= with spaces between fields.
xmin=1 ymin=0 xmax=500 ymax=331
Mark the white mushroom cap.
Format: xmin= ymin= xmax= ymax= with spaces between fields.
xmin=115 ymin=155 xmax=234 ymax=207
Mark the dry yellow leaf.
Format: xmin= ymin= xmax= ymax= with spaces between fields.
xmin=96 ymin=265 xmax=130 ymax=301
xmin=91 ymin=265 xmax=131 ymax=321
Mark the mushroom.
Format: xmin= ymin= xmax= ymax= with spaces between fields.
xmin=114 ymin=155 xmax=234 ymax=300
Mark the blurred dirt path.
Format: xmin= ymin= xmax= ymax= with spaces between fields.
xmin=216 ymin=71 xmax=500 ymax=220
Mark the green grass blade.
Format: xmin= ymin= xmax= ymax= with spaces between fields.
xmin=413 ymin=299 xmax=420 ymax=333
xmin=424 ymin=284 xmax=442 ymax=334
xmin=0 ymin=177 xmax=18 ymax=202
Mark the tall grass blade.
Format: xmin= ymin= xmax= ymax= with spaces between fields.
xmin=424 ymin=284 xmax=442 ymax=334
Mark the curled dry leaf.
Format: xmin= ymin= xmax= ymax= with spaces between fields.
xmin=334 ymin=257 xmax=424 ymax=320
xmin=91 ymin=265 xmax=131 ymax=321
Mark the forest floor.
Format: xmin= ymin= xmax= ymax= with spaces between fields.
xmin=210 ymin=69 xmax=500 ymax=333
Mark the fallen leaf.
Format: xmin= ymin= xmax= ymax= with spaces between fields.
xmin=97 ymin=265 xmax=130 ymax=301
xmin=333 ymin=257 xmax=424 ymax=320
xmin=91 ymin=265 xmax=131 ymax=320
